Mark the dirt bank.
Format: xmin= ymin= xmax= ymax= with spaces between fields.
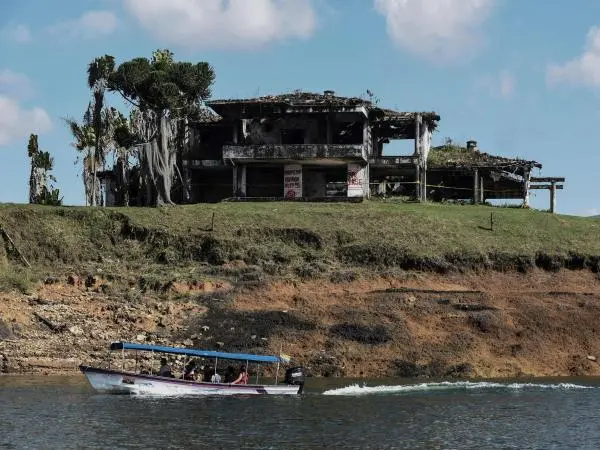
xmin=2 ymin=269 xmax=599 ymax=379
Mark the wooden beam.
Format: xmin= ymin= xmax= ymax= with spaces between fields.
xmin=530 ymin=177 xmax=565 ymax=182
xmin=529 ymin=184 xmax=564 ymax=190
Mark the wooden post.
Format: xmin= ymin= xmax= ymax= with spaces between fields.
xmin=473 ymin=168 xmax=479 ymax=204
xmin=550 ymin=181 xmax=557 ymax=214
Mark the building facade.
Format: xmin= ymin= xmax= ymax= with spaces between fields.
xmin=183 ymin=91 xmax=439 ymax=202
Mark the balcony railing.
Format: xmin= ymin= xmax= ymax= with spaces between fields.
xmin=223 ymin=144 xmax=366 ymax=161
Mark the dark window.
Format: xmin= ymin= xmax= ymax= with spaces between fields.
xmin=281 ymin=129 xmax=305 ymax=145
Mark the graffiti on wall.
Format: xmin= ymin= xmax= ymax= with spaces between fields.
xmin=284 ymin=164 xmax=303 ymax=198
xmin=347 ymin=163 xmax=365 ymax=197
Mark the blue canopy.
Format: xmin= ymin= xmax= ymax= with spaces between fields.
xmin=109 ymin=341 xmax=285 ymax=364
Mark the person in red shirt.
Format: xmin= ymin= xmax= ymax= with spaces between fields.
xmin=231 ymin=365 xmax=248 ymax=384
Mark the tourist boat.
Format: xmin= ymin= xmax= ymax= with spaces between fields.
xmin=79 ymin=341 xmax=306 ymax=396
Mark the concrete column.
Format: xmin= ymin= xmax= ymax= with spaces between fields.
xmin=232 ymin=166 xmax=238 ymax=196
xmin=479 ymin=175 xmax=485 ymax=203
xmin=421 ymin=164 xmax=427 ymax=202
xmin=233 ymin=165 xmax=246 ymax=197
xmin=326 ymin=115 xmax=332 ymax=145
xmin=415 ymin=163 xmax=421 ymax=201
xmin=232 ymin=121 xmax=239 ymax=144
xmin=473 ymin=168 xmax=479 ymax=204
xmin=364 ymin=163 xmax=371 ymax=199
xmin=523 ymin=169 xmax=531 ymax=207
xmin=550 ymin=182 xmax=556 ymax=214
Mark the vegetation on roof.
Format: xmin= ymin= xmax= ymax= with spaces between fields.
xmin=428 ymin=140 xmax=540 ymax=169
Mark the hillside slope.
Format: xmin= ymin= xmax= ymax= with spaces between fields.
xmin=0 ymin=202 xmax=599 ymax=378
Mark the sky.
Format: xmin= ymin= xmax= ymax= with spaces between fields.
xmin=0 ymin=0 xmax=599 ymax=215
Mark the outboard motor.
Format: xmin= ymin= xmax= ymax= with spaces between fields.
xmin=284 ymin=366 xmax=306 ymax=394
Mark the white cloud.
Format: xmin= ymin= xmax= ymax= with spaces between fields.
xmin=123 ymin=0 xmax=316 ymax=49
xmin=1 ymin=23 xmax=32 ymax=43
xmin=547 ymin=26 xmax=600 ymax=89
xmin=0 ymin=69 xmax=35 ymax=99
xmin=0 ymin=71 xmax=51 ymax=146
xmin=47 ymin=10 xmax=118 ymax=39
xmin=374 ymin=0 xmax=495 ymax=62
xmin=0 ymin=96 xmax=52 ymax=146
xmin=476 ymin=70 xmax=516 ymax=99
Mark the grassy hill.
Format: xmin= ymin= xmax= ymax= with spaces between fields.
xmin=0 ymin=201 xmax=599 ymax=291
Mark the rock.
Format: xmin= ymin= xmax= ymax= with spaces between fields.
xmin=587 ymin=355 xmax=597 ymax=362
xmin=44 ymin=277 xmax=59 ymax=285
xmin=216 ymin=341 xmax=225 ymax=348
xmin=68 ymin=326 xmax=84 ymax=336
xmin=136 ymin=334 xmax=146 ymax=342
xmin=67 ymin=274 xmax=79 ymax=286
xmin=251 ymin=335 xmax=257 ymax=340
xmin=0 ymin=319 xmax=14 ymax=340
xmin=437 ymin=298 xmax=451 ymax=305
xmin=165 ymin=303 xmax=173 ymax=315
xmin=201 ymin=325 xmax=210 ymax=332
xmin=261 ymin=337 xmax=268 ymax=342
xmin=182 ymin=339 xmax=194 ymax=347
xmin=445 ymin=363 xmax=474 ymax=378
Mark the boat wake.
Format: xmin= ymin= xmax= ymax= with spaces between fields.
xmin=322 ymin=381 xmax=595 ymax=396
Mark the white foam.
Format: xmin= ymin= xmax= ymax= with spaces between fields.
xmin=322 ymin=381 xmax=594 ymax=396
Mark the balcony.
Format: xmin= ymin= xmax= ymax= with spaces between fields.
xmin=223 ymin=144 xmax=366 ymax=162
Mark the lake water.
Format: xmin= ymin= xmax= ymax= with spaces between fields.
xmin=1 ymin=376 xmax=600 ymax=449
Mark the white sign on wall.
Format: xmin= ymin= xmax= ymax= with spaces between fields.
xmin=347 ymin=163 xmax=365 ymax=197
xmin=284 ymin=164 xmax=303 ymax=198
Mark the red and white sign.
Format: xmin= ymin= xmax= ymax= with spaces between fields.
xmin=347 ymin=163 xmax=365 ymax=197
xmin=284 ymin=164 xmax=302 ymax=198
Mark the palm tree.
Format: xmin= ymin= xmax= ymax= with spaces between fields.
xmin=65 ymin=118 xmax=96 ymax=205
xmin=87 ymin=55 xmax=115 ymax=206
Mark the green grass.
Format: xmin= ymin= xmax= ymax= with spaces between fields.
xmin=0 ymin=201 xmax=598 ymax=281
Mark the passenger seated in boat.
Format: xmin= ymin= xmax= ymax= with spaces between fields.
xmin=231 ymin=365 xmax=249 ymax=385
xmin=182 ymin=360 xmax=197 ymax=380
xmin=224 ymin=365 xmax=236 ymax=383
xmin=157 ymin=358 xmax=173 ymax=378
xmin=203 ymin=366 xmax=213 ymax=382
xmin=210 ymin=371 xmax=222 ymax=383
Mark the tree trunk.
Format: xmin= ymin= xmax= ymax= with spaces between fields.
xmin=150 ymin=113 xmax=175 ymax=206
xmin=91 ymin=156 xmax=97 ymax=207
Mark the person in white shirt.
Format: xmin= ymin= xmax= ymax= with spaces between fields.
xmin=211 ymin=372 xmax=222 ymax=383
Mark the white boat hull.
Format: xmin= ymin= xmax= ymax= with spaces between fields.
xmin=80 ymin=366 xmax=301 ymax=396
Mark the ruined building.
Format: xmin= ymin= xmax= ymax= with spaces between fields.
xmin=184 ymin=90 xmax=438 ymax=202
xmin=100 ymin=90 xmax=563 ymax=209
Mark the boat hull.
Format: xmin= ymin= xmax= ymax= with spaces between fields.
xmin=79 ymin=366 xmax=301 ymax=396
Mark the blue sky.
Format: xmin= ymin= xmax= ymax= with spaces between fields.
xmin=0 ymin=0 xmax=599 ymax=215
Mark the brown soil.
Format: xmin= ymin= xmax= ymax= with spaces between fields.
xmin=1 ymin=270 xmax=599 ymax=379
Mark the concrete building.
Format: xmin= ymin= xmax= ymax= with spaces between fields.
xmin=98 ymin=90 xmax=563 ymax=210
xmin=184 ymin=90 xmax=439 ymax=202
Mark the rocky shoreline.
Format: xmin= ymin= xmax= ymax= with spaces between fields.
xmin=2 ymin=269 xmax=599 ymax=379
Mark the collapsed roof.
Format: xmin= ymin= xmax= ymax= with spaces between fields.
xmin=206 ymin=90 xmax=439 ymax=140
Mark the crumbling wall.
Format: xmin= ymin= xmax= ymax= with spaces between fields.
xmin=244 ymin=117 xmax=320 ymax=145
